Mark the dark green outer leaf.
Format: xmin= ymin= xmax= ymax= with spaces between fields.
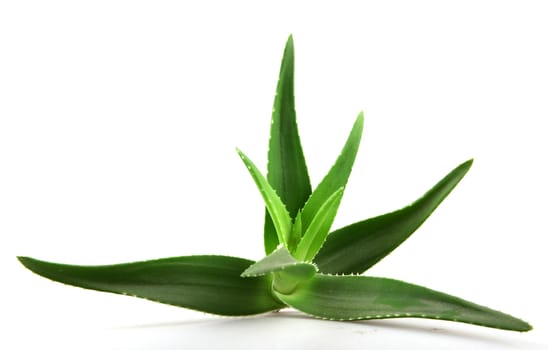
xmin=275 ymin=274 xmax=532 ymax=332
xmin=265 ymin=34 xmax=312 ymax=254
xmin=315 ymin=159 xmax=473 ymax=274
xmin=18 ymin=255 xmax=284 ymax=316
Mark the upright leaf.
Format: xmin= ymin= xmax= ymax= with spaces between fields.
xmin=237 ymin=149 xmax=292 ymax=247
xmin=294 ymin=187 xmax=344 ymax=262
xmin=18 ymin=255 xmax=283 ymax=316
xmin=314 ymin=159 xmax=473 ymax=274
xmin=300 ymin=112 xmax=364 ymax=233
xmin=275 ymin=274 xmax=532 ymax=332
xmin=265 ymin=34 xmax=312 ymax=254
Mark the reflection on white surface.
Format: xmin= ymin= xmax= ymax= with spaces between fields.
xmin=20 ymin=311 xmax=545 ymax=350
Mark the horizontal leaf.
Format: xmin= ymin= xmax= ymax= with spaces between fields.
xmin=241 ymin=247 xmax=316 ymax=280
xmin=300 ymin=112 xmax=364 ymax=233
xmin=275 ymin=274 xmax=532 ymax=332
xmin=295 ymin=187 xmax=344 ymax=262
xmin=18 ymin=255 xmax=284 ymax=316
xmin=237 ymin=148 xmax=292 ymax=247
xmin=315 ymin=159 xmax=473 ymax=274
xmin=265 ymin=34 xmax=312 ymax=254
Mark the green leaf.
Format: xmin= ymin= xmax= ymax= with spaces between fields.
xmin=275 ymin=274 xmax=532 ymax=332
xmin=237 ymin=148 xmax=292 ymax=247
xmin=294 ymin=187 xmax=344 ymax=262
xmin=265 ymin=34 xmax=312 ymax=254
xmin=315 ymin=159 xmax=473 ymax=274
xmin=288 ymin=210 xmax=303 ymax=252
xmin=18 ymin=255 xmax=283 ymax=316
xmin=300 ymin=112 xmax=364 ymax=233
xmin=241 ymin=247 xmax=317 ymax=279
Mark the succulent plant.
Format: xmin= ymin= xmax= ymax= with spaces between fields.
xmin=18 ymin=35 xmax=531 ymax=332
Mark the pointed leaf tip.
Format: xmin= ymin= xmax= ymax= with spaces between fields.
xmin=300 ymin=112 xmax=364 ymax=233
xmin=17 ymin=256 xmax=31 ymax=268
xmin=18 ymin=255 xmax=283 ymax=316
xmin=315 ymin=158 xmax=475 ymax=274
xmin=264 ymin=34 xmax=311 ymax=254
xmin=276 ymin=274 xmax=532 ymax=332
xmin=238 ymin=148 xmax=293 ymax=248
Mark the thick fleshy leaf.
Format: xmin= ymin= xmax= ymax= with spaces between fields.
xmin=300 ymin=113 xmax=364 ymax=233
xmin=275 ymin=274 xmax=532 ymax=332
xmin=241 ymin=247 xmax=316 ymax=279
xmin=237 ymin=148 xmax=292 ymax=247
xmin=265 ymin=34 xmax=312 ymax=254
xmin=289 ymin=210 xmax=303 ymax=251
xmin=18 ymin=255 xmax=283 ymax=316
xmin=295 ymin=187 xmax=344 ymax=262
xmin=315 ymin=159 xmax=473 ymax=274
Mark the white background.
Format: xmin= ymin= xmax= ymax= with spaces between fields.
xmin=1 ymin=1 xmax=547 ymax=349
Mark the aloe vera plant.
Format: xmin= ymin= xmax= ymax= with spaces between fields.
xmin=18 ymin=35 xmax=531 ymax=332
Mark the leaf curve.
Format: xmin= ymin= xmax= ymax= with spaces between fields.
xmin=314 ymin=159 xmax=473 ymax=274
xmin=265 ymin=34 xmax=312 ymax=254
xmin=18 ymin=255 xmax=284 ymax=316
xmin=275 ymin=274 xmax=532 ymax=332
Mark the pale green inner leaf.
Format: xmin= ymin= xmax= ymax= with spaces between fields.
xmin=237 ymin=148 xmax=292 ymax=247
xmin=300 ymin=112 xmax=364 ymax=233
xmin=241 ymin=247 xmax=317 ymax=279
xmin=294 ymin=187 xmax=344 ymax=262
xmin=289 ymin=210 xmax=303 ymax=252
